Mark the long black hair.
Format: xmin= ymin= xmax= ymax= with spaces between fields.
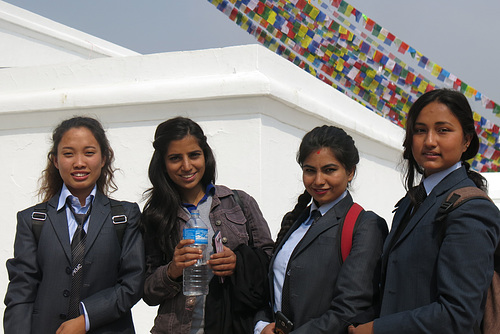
xmin=141 ymin=116 xmax=217 ymax=258
xmin=403 ymin=88 xmax=485 ymax=198
xmin=38 ymin=116 xmax=116 ymax=201
xmin=274 ymin=125 xmax=359 ymax=248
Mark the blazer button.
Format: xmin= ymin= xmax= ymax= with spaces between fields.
xmin=59 ymin=314 xmax=67 ymax=320
xmin=63 ymin=290 xmax=70 ymax=297
xmin=221 ymin=237 xmax=228 ymax=244
xmin=66 ymin=267 xmax=72 ymax=275
xmin=215 ymin=220 xmax=222 ymax=226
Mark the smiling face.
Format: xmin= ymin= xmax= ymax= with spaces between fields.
xmin=164 ymin=135 xmax=206 ymax=203
xmin=412 ymin=101 xmax=471 ymax=177
xmin=302 ymin=147 xmax=354 ymax=207
xmin=53 ymin=127 xmax=105 ymax=204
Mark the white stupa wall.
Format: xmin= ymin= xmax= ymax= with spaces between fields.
xmin=0 ymin=0 xmax=138 ymax=68
xmin=1 ymin=45 xmax=499 ymax=333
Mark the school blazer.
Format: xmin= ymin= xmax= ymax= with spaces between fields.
xmin=257 ymin=193 xmax=388 ymax=334
xmin=4 ymin=191 xmax=145 ymax=334
xmin=375 ymin=167 xmax=500 ymax=334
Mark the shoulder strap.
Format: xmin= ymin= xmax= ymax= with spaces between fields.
xmin=31 ymin=200 xmax=128 ymax=247
xmin=436 ymin=187 xmax=492 ymax=223
xmin=32 ymin=202 xmax=48 ymax=244
xmin=109 ymin=199 xmax=128 ymax=247
xmin=341 ymin=203 xmax=364 ymax=263
xmin=231 ymin=189 xmax=254 ymax=247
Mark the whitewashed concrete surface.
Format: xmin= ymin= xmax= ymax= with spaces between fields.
xmin=0 ymin=0 xmax=138 ymax=69
xmin=0 ymin=45 xmax=498 ymax=333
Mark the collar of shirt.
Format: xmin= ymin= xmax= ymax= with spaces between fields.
xmin=422 ymin=162 xmax=462 ymax=196
xmin=182 ymin=183 xmax=215 ymax=213
xmin=58 ymin=184 xmax=96 ymax=242
xmin=57 ymin=183 xmax=96 ymax=212
xmin=306 ymin=190 xmax=348 ymax=225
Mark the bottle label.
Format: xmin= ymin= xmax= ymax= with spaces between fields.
xmin=183 ymin=228 xmax=209 ymax=244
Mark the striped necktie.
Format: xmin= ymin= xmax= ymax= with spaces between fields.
xmin=66 ymin=199 xmax=91 ymax=319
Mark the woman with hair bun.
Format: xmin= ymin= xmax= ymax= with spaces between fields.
xmin=255 ymin=125 xmax=388 ymax=334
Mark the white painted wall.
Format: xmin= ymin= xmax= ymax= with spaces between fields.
xmin=0 ymin=0 xmax=138 ymax=69
xmin=0 ymin=45 xmax=498 ymax=333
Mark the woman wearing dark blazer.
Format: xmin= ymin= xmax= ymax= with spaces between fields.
xmin=255 ymin=125 xmax=388 ymax=334
xmin=350 ymin=89 xmax=500 ymax=334
xmin=4 ymin=117 xmax=145 ymax=334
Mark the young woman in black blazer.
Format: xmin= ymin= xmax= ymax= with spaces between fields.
xmin=255 ymin=125 xmax=388 ymax=334
xmin=350 ymin=89 xmax=500 ymax=334
xmin=4 ymin=117 xmax=145 ymax=334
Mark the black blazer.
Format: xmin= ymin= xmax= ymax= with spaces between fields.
xmin=257 ymin=192 xmax=388 ymax=334
xmin=4 ymin=191 xmax=145 ymax=334
xmin=375 ymin=167 xmax=500 ymax=334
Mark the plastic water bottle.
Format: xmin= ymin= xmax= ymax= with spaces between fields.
xmin=183 ymin=210 xmax=209 ymax=296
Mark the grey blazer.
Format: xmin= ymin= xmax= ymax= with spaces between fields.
xmin=257 ymin=192 xmax=388 ymax=334
xmin=4 ymin=191 xmax=145 ymax=334
xmin=375 ymin=167 xmax=500 ymax=334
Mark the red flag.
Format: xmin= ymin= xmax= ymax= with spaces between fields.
xmin=373 ymin=51 xmax=383 ymax=63
xmin=398 ymin=42 xmax=409 ymax=54
xmin=365 ymin=18 xmax=375 ymax=32
xmin=332 ymin=0 xmax=342 ymax=7
xmin=405 ymin=72 xmax=415 ymax=85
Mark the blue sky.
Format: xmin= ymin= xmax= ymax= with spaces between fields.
xmin=5 ymin=0 xmax=500 ymax=121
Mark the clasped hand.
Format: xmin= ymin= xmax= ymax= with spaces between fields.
xmin=167 ymin=239 xmax=236 ymax=280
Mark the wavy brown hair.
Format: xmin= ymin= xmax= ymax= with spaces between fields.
xmin=38 ymin=116 xmax=117 ymax=201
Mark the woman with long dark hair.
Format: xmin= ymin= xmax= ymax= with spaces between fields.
xmin=141 ymin=116 xmax=273 ymax=334
xmin=255 ymin=125 xmax=388 ymax=334
xmin=350 ymin=89 xmax=500 ymax=334
xmin=4 ymin=116 xmax=145 ymax=334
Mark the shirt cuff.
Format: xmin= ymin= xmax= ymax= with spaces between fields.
xmin=254 ymin=320 xmax=270 ymax=334
xmin=79 ymin=302 xmax=90 ymax=332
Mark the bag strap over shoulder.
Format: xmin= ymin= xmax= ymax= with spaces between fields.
xmin=436 ymin=187 xmax=497 ymax=334
xmin=436 ymin=186 xmax=492 ymax=223
xmin=109 ymin=199 xmax=128 ymax=247
xmin=231 ymin=189 xmax=254 ymax=247
xmin=31 ymin=199 xmax=128 ymax=247
xmin=340 ymin=203 xmax=364 ymax=263
xmin=31 ymin=202 xmax=48 ymax=244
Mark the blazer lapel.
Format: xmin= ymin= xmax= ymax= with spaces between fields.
xmin=382 ymin=198 xmax=409 ymax=255
xmin=46 ymin=195 xmax=72 ymax=263
xmin=289 ymin=209 xmax=339 ymax=259
xmin=388 ymin=166 xmax=470 ymax=251
xmin=390 ymin=194 xmax=434 ymax=250
xmin=268 ymin=208 xmax=310 ymax=309
xmin=84 ymin=192 xmax=110 ymax=256
xmin=288 ymin=194 xmax=353 ymax=261
xmin=273 ymin=209 xmax=309 ymax=256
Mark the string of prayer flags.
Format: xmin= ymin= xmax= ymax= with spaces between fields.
xmin=207 ymin=0 xmax=500 ymax=171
